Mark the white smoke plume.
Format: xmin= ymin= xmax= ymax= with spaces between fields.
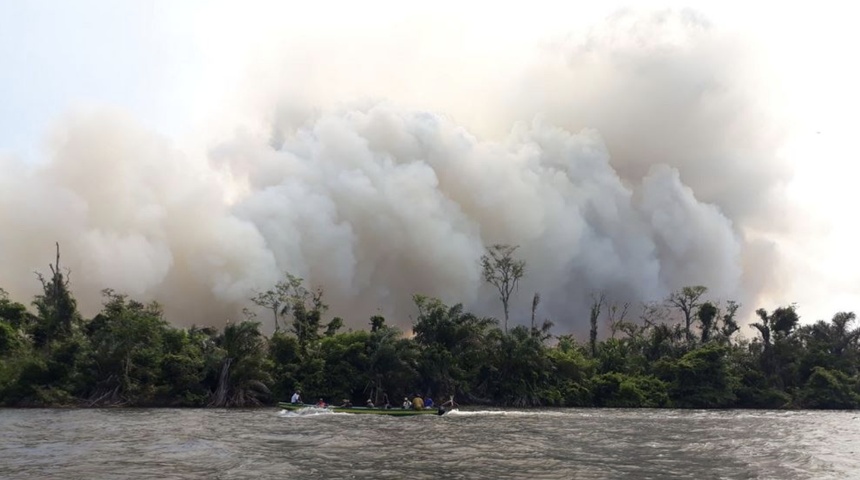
xmin=0 ymin=8 xmax=790 ymax=332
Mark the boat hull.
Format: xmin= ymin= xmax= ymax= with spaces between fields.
xmin=278 ymin=402 xmax=443 ymax=416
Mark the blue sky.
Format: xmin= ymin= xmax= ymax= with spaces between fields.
xmin=0 ymin=1 xmax=203 ymax=161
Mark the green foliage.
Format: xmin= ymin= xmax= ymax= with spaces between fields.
xmin=798 ymin=367 xmax=860 ymax=409
xmin=158 ymin=329 xmax=209 ymax=406
xmin=591 ymin=373 xmax=668 ymax=408
xmin=732 ymin=350 xmax=793 ymax=409
xmin=656 ymin=344 xmax=737 ymax=408
xmin=81 ymin=290 xmax=169 ymax=404
xmin=719 ymin=301 xmax=741 ymax=340
xmin=318 ymin=331 xmax=370 ymax=400
xmin=0 ymin=289 xmax=34 ymax=330
xmin=483 ymin=326 xmax=554 ymax=406
xmin=4 ymin=261 xmax=860 ymax=411
xmin=367 ymin=324 xmax=418 ymax=403
xmin=210 ymin=321 xmax=272 ymax=407
xmin=597 ymin=338 xmax=638 ymax=375
xmin=267 ymin=331 xmax=302 ymax=400
xmin=697 ymin=302 xmax=718 ymax=343
xmin=413 ymin=296 xmax=496 ymax=399
xmin=31 ymin=245 xmax=83 ymax=348
xmin=325 ymin=317 xmax=344 ymax=337
xmin=0 ymin=321 xmax=21 ymax=355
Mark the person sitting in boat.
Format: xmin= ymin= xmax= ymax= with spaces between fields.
xmin=340 ymin=399 xmax=352 ymax=408
xmin=316 ymin=398 xmax=327 ymax=407
xmin=424 ymin=396 xmax=434 ymax=408
xmin=290 ymin=390 xmax=302 ymax=404
xmin=402 ymin=397 xmax=412 ymax=409
xmin=366 ymin=398 xmax=375 ymax=408
xmin=412 ymin=394 xmax=424 ymax=410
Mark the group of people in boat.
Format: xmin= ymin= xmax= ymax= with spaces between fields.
xmin=289 ymin=390 xmax=458 ymax=414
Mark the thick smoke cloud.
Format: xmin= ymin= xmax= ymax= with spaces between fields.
xmin=0 ymin=9 xmax=784 ymax=332
xmin=509 ymin=9 xmax=789 ymax=228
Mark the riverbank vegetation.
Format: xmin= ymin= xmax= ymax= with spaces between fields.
xmin=2 ymin=245 xmax=860 ymax=409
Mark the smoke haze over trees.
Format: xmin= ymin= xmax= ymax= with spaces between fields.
xmin=0 ymin=8 xmax=814 ymax=332
xmin=3 ymin=267 xmax=860 ymax=410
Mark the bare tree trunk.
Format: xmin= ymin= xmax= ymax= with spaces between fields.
xmin=607 ymin=302 xmax=630 ymax=339
xmin=530 ymin=292 xmax=540 ymax=334
xmin=590 ymin=293 xmax=605 ymax=357
xmin=210 ymin=358 xmax=233 ymax=407
xmin=503 ymin=302 xmax=509 ymax=333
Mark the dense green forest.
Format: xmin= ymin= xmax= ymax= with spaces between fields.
xmin=2 ymin=245 xmax=860 ymax=410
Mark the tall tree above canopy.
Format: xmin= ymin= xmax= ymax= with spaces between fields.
xmin=697 ymin=302 xmax=718 ymax=343
xmin=719 ymin=301 xmax=741 ymax=340
xmin=755 ymin=305 xmax=800 ymax=340
xmin=481 ymin=244 xmax=526 ymax=333
xmin=666 ymin=285 xmax=707 ymax=343
xmin=250 ymin=272 xmax=327 ymax=347
xmin=589 ymin=293 xmax=605 ymax=357
xmin=289 ymin=284 xmax=327 ymax=354
xmin=250 ymin=273 xmax=302 ymax=332
xmin=32 ymin=243 xmax=81 ymax=348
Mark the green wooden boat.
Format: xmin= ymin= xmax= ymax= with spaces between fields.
xmin=278 ymin=402 xmax=445 ymax=416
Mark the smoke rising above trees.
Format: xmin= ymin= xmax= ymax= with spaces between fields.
xmin=0 ymin=8 xmax=791 ymax=331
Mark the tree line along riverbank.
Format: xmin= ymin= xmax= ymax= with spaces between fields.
xmin=2 ymin=245 xmax=859 ymax=409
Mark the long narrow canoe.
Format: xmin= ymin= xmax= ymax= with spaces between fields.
xmin=278 ymin=402 xmax=444 ymax=416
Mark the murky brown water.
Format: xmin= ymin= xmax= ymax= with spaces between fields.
xmin=1 ymin=408 xmax=858 ymax=479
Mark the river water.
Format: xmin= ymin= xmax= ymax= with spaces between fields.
xmin=1 ymin=407 xmax=858 ymax=479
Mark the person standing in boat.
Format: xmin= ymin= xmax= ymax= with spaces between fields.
xmin=291 ymin=390 xmax=302 ymax=404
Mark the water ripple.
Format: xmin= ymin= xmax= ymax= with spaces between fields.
xmin=1 ymin=408 xmax=859 ymax=479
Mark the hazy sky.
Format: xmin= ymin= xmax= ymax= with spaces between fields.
xmin=1 ymin=1 xmax=858 ymax=331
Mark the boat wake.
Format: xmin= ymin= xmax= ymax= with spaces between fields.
xmin=445 ymin=409 xmax=574 ymax=417
xmin=277 ymin=407 xmax=577 ymax=418
xmin=278 ymin=407 xmax=342 ymax=417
